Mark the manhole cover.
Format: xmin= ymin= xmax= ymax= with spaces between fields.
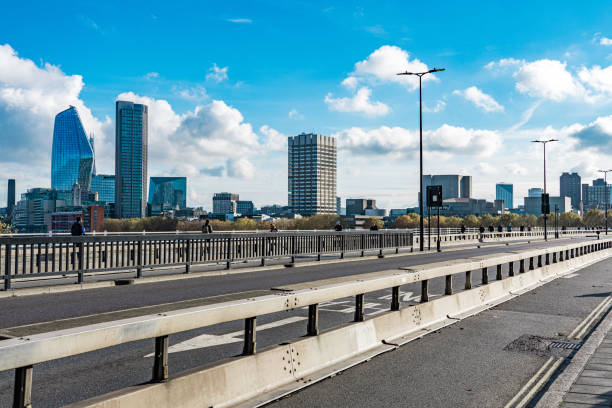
xmin=504 ymin=335 xmax=581 ymax=357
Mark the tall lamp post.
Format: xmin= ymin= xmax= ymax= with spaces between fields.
xmin=598 ymin=169 xmax=612 ymax=235
xmin=531 ymin=139 xmax=558 ymax=241
xmin=397 ymin=68 xmax=445 ymax=251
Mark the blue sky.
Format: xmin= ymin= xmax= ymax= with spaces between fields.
xmin=1 ymin=1 xmax=612 ymax=210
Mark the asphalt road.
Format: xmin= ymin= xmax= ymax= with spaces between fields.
xmin=0 ymin=236 xmax=603 ymax=407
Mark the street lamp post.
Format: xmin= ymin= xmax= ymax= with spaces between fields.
xmin=598 ymin=169 xmax=612 ymax=235
xmin=397 ymin=68 xmax=445 ymax=251
xmin=531 ymin=139 xmax=558 ymax=241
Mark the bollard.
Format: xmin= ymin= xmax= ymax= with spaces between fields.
xmin=421 ymin=280 xmax=429 ymax=302
xmin=391 ymin=286 xmax=400 ymax=310
xmin=355 ymin=294 xmax=365 ymax=322
xmin=243 ymin=317 xmax=256 ymax=355
xmin=152 ymin=336 xmax=169 ymax=382
xmin=445 ymin=275 xmax=453 ymax=295
xmin=482 ymin=267 xmax=488 ymax=285
xmin=465 ymin=271 xmax=472 ymax=290
xmin=496 ymin=264 xmax=503 ymax=280
xmin=307 ymin=304 xmax=319 ymax=335
xmin=509 ymin=261 xmax=515 ymax=276
xmin=13 ymin=365 xmax=33 ymax=408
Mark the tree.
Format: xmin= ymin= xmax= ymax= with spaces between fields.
xmin=500 ymin=213 xmax=520 ymax=227
xmin=583 ymin=209 xmax=605 ymax=227
xmin=391 ymin=214 xmax=419 ymax=229
xmin=0 ymin=217 xmax=14 ymax=234
xmin=234 ymin=217 xmax=257 ymax=230
xmin=362 ymin=217 xmax=384 ymax=230
xmin=559 ymin=212 xmax=582 ymax=227
xmin=463 ymin=215 xmax=479 ymax=228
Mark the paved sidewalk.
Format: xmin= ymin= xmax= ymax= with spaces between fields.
xmin=561 ymin=327 xmax=612 ymax=407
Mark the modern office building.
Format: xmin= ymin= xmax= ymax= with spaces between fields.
xmin=148 ymin=177 xmax=187 ymax=210
xmin=346 ymin=198 xmax=377 ymax=217
xmin=213 ymin=192 xmax=239 ymax=215
xmin=528 ymin=188 xmax=543 ymax=198
xmin=438 ymin=198 xmax=498 ymax=217
xmin=115 ymin=101 xmax=148 ymax=218
xmin=560 ymin=172 xmax=581 ymax=209
xmin=7 ymin=179 xmax=15 ymax=218
xmin=495 ymin=183 xmax=513 ymax=209
xmin=582 ymin=178 xmax=612 ymax=210
xmin=288 ymin=133 xmax=337 ymax=216
xmin=524 ymin=196 xmax=571 ymax=216
xmin=237 ymin=200 xmax=255 ymax=216
xmin=336 ymin=197 xmax=341 ymax=215
xmin=90 ymin=174 xmax=115 ymax=204
xmin=420 ymin=175 xmax=472 ymax=208
xmin=51 ymin=107 xmax=94 ymax=191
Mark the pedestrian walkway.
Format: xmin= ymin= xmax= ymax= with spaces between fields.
xmin=560 ymin=326 xmax=612 ymax=407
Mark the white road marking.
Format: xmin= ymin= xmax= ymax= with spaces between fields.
xmin=145 ymin=316 xmax=307 ymax=356
xmin=561 ymin=273 xmax=579 ymax=279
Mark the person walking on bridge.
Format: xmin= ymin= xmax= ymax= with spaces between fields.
xmin=202 ymin=219 xmax=213 ymax=234
xmin=71 ymin=216 xmax=85 ymax=236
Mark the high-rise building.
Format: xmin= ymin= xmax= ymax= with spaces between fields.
xmin=90 ymin=174 xmax=116 ymax=203
xmin=213 ymin=192 xmax=239 ymax=215
xmin=560 ymin=172 xmax=581 ymax=209
xmin=51 ymin=107 xmax=94 ymax=191
xmin=524 ymin=196 xmax=571 ymax=216
xmin=336 ymin=196 xmax=341 ymax=215
xmin=288 ymin=133 xmax=337 ymax=215
xmin=237 ymin=200 xmax=255 ymax=216
xmin=148 ymin=177 xmax=187 ymax=209
xmin=115 ymin=101 xmax=148 ymax=218
xmin=420 ymin=175 xmax=471 ymax=207
xmin=7 ymin=179 xmax=15 ymax=218
xmin=495 ymin=183 xmax=513 ymax=209
xmin=346 ymin=198 xmax=377 ymax=217
xmin=528 ymin=188 xmax=543 ymax=198
xmin=583 ymin=178 xmax=612 ymax=210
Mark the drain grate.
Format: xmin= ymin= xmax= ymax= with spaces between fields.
xmin=549 ymin=341 xmax=580 ymax=350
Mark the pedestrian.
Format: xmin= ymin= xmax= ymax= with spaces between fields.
xmin=71 ymin=216 xmax=85 ymax=236
xmin=369 ymin=223 xmax=379 ymax=231
xmin=479 ymin=225 xmax=485 ymax=234
xmin=334 ymin=221 xmax=343 ymax=232
xmin=520 ymin=225 xmax=525 ymax=232
xmin=488 ymin=225 xmax=494 ymax=233
xmin=270 ymin=223 xmax=278 ymax=232
xmin=507 ymin=225 xmax=512 ymax=232
xmin=202 ymin=219 xmax=213 ymax=234
xmin=460 ymin=224 xmax=466 ymax=234
xmin=497 ymin=225 xmax=503 ymax=233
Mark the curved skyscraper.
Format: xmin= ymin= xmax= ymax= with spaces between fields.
xmin=51 ymin=107 xmax=94 ymax=191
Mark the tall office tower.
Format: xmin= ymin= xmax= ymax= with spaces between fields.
xmin=213 ymin=192 xmax=239 ymax=215
xmin=7 ymin=179 xmax=15 ymax=218
xmin=336 ymin=196 xmax=341 ymax=215
xmin=148 ymin=177 xmax=187 ymax=209
xmin=560 ymin=172 xmax=581 ymax=209
xmin=90 ymin=174 xmax=115 ymax=203
xmin=582 ymin=183 xmax=589 ymax=207
xmin=115 ymin=101 xmax=148 ymax=218
xmin=528 ymin=188 xmax=543 ymax=198
xmin=51 ymin=106 xmax=94 ymax=191
xmin=288 ymin=133 xmax=337 ymax=216
xmin=421 ymin=175 xmax=471 ymax=207
xmin=495 ymin=183 xmax=513 ymax=209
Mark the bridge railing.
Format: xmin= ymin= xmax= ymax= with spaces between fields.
xmin=1 ymin=238 xmax=609 ymax=407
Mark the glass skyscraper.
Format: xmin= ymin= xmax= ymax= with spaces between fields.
xmin=51 ymin=106 xmax=94 ymax=191
xmin=115 ymin=101 xmax=148 ymax=218
xmin=495 ymin=183 xmax=513 ymax=209
xmin=148 ymin=177 xmax=187 ymax=209
xmin=91 ymin=174 xmax=116 ymax=203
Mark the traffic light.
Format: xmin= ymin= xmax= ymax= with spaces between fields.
xmin=427 ymin=185 xmax=443 ymax=207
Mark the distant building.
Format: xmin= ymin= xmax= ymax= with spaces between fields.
xmin=148 ymin=177 xmax=187 ymax=209
xmin=495 ymin=183 xmax=513 ymax=209
xmin=364 ymin=208 xmax=388 ymax=217
xmin=51 ymin=107 xmax=94 ymax=191
xmin=260 ymin=204 xmax=288 ymax=217
xmin=336 ymin=196 xmax=341 ymax=215
xmin=7 ymin=179 xmax=15 ymax=219
xmin=213 ymin=192 xmax=239 ymax=215
xmin=438 ymin=198 xmax=497 ymax=217
xmin=524 ymin=196 xmax=571 ymax=216
xmin=115 ymin=101 xmax=148 ymax=218
xmin=560 ymin=172 xmax=581 ymax=209
xmin=582 ymin=178 xmax=612 ymax=210
xmin=288 ymin=133 xmax=337 ymax=215
xmin=49 ymin=205 xmax=104 ymax=234
xmin=420 ymin=175 xmax=472 ymax=208
xmin=528 ymin=188 xmax=543 ymax=198
xmin=90 ymin=174 xmax=115 ymax=204
xmin=346 ymin=199 xmax=377 ymax=217
xmin=237 ymin=200 xmax=255 ymax=216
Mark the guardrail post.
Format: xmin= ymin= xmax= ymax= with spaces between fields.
xmin=77 ymin=242 xmax=84 ymax=284
xmin=421 ymin=280 xmax=429 ymax=302
xmin=317 ymin=235 xmax=322 ymax=261
xmin=552 ymin=252 xmax=557 ymax=263
xmin=496 ymin=264 xmax=502 ymax=280
xmin=291 ymin=235 xmax=296 ymax=264
xmin=354 ymin=294 xmax=364 ymax=321
xmin=340 ymin=234 xmax=345 ymax=259
xmin=529 ymin=257 xmax=534 ymax=270
xmin=226 ymin=237 xmax=232 ymax=270
xmin=4 ymin=243 xmax=11 ymax=290
xmin=545 ymin=253 xmax=550 ymax=265
xmin=378 ymin=234 xmax=384 ymax=258
xmin=136 ymin=239 xmax=143 ymax=278
xmin=307 ymin=304 xmax=319 ymax=335
xmin=13 ymin=365 xmax=33 ymax=408
xmin=395 ymin=233 xmax=399 ymax=254
xmin=391 ymin=286 xmax=400 ymax=310
xmin=185 ymin=239 xmax=191 ymax=274
xmin=537 ymin=255 xmax=542 ymax=268
xmin=445 ymin=275 xmax=453 ymax=295
xmin=465 ymin=271 xmax=472 ymax=289
xmin=361 ymin=234 xmax=365 ymax=257
xmin=243 ymin=317 xmax=256 ymax=355
xmin=152 ymin=335 xmax=168 ymax=382
xmin=509 ymin=261 xmax=515 ymax=276
xmin=482 ymin=267 xmax=488 ymax=284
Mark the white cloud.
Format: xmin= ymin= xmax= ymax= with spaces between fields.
xmin=504 ymin=163 xmax=528 ymax=176
xmin=348 ymin=45 xmax=435 ymax=90
xmin=578 ymin=65 xmax=612 ymax=95
xmin=144 ymin=72 xmax=159 ymax=80
xmin=174 ymin=85 xmax=208 ymax=101
xmin=422 ymin=100 xmax=446 ymax=113
xmin=288 ymin=109 xmax=304 ymax=119
xmin=334 ymin=123 xmax=501 ymax=158
xmin=600 ymin=37 xmax=612 ymax=46
xmin=227 ymin=158 xmax=255 ymax=179
xmin=341 ymin=76 xmax=358 ymax=90
xmin=325 ymin=87 xmax=390 ymax=116
xmin=484 ymin=58 xmax=522 ymax=70
xmin=514 ymin=59 xmax=585 ymax=101
xmin=453 ymin=86 xmax=504 ymax=112
xmin=206 ymin=63 xmax=228 ymax=83
xmin=474 ymin=162 xmax=497 ymax=174
xmin=227 ymin=18 xmax=252 ymax=24
xmin=259 ymin=125 xmax=287 ymax=151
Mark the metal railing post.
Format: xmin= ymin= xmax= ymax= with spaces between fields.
xmin=465 ymin=270 xmax=472 ymax=290
xmin=340 ymin=234 xmax=345 ymax=259
xmin=77 ymin=241 xmax=84 ymax=284
xmin=152 ymin=335 xmax=168 ymax=382
xmin=226 ymin=237 xmax=232 ymax=269
xmin=354 ymin=294 xmax=364 ymax=321
xmin=421 ymin=279 xmax=429 ymax=302
xmin=4 ymin=243 xmax=11 ymax=290
xmin=496 ymin=264 xmax=502 ymax=280
xmin=391 ymin=286 xmax=400 ymax=310
xmin=307 ymin=304 xmax=319 ymax=335
xmin=13 ymin=365 xmax=33 ymax=408
xmin=243 ymin=317 xmax=256 ymax=355
xmin=509 ymin=261 xmax=515 ymax=276
xmin=317 ymin=234 xmax=322 ymax=261
xmin=136 ymin=239 xmax=143 ymax=278
xmin=445 ymin=275 xmax=453 ymax=295
xmin=482 ymin=267 xmax=488 ymax=284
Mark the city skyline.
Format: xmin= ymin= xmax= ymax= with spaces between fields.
xmin=2 ymin=2 xmax=612 ymax=210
